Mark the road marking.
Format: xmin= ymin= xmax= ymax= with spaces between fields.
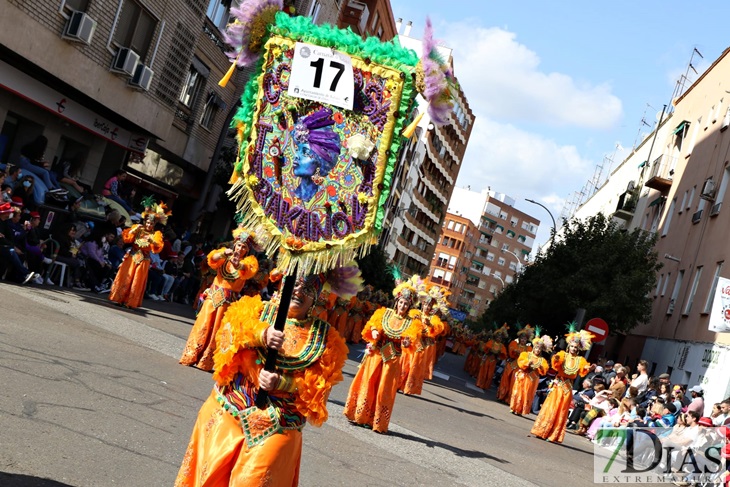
xmin=432 ymin=370 xmax=450 ymax=381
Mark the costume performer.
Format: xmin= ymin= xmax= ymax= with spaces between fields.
xmin=109 ymin=199 xmax=167 ymax=308
xmin=344 ymin=281 xmax=420 ymax=433
xmin=175 ymin=269 xmax=357 ymax=487
xmin=399 ymin=280 xmax=447 ymax=395
xmin=179 ymin=227 xmax=260 ymax=371
xmin=530 ymin=328 xmax=593 ymax=443
xmin=509 ymin=333 xmax=552 ymax=415
xmin=476 ymin=324 xmax=508 ymax=391
xmin=496 ymin=325 xmax=534 ymax=402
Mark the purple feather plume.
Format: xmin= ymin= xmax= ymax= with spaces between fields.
xmin=223 ymin=0 xmax=283 ymax=67
xmin=420 ymin=17 xmax=456 ymax=125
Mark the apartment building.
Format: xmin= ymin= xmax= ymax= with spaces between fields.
xmin=380 ymin=27 xmax=475 ymax=278
xmin=429 ymin=188 xmax=539 ymax=320
xmin=570 ymin=48 xmax=730 ymax=409
xmin=295 ymin=0 xmax=398 ymax=40
xmin=0 ymin=0 xmax=254 ymax=229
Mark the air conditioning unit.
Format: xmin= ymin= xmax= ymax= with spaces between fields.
xmin=62 ymin=10 xmax=97 ymax=45
xmin=129 ymin=64 xmax=153 ymax=91
xmin=700 ymin=178 xmax=716 ymax=200
xmin=110 ymin=47 xmax=139 ymax=77
xmin=710 ymin=202 xmax=722 ymax=216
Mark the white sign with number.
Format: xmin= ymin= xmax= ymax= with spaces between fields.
xmin=288 ymin=42 xmax=354 ymax=110
xmin=708 ymin=276 xmax=730 ymax=333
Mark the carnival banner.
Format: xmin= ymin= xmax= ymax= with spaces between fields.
xmin=708 ymin=276 xmax=730 ymax=333
xmin=227 ymin=14 xmax=419 ymax=276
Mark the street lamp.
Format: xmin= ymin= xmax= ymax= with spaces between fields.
xmin=525 ymin=198 xmax=557 ymax=241
xmin=502 ymin=249 xmax=524 ymax=273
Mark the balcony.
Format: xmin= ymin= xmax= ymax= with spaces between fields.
xmin=644 ymin=154 xmax=676 ymax=192
xmin=613 ymin=190 xmax=636 ymax=221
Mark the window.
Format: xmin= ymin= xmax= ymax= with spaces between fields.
xmin=687 ymin=117 xmax=700 ymax=155
xmin=449 ymin=255 xmax=457 ymax=268
xmin=64 ymin=0 xmax=90 ymax=11
xmin=713 ymin=166 xmax=730 ymax=212
xmin=505 ymin=275 xmax=513 ymax=284
xmin=370 ymin=10 xmax=379 ymax=30
xmin=668 ymin=270 xmax=684 ymax=315
xmin=661 ymin=272 xmax=670 ymax=297
xmin=200 ymin=92 xmax=223 ymax=129
xmin=680 ymin=190 xmax=688 ymax=213
xmin=508 ymin=262 xmax=517 ymax=272
xmin=114 ymin=0 xmax=157 ymax=61
xmin=493 ymin=271 xmax=502 ymax=279
xmin=206 ymin=0 xmax=232 ymax=31
xmin=510 ymin=217 xmax=518 ymax=227
xmin=489 ymin=284 xmax=497 ymax=294
xmin=683 ymin=266 xmax=703 ymax=315
xmin=436 ymin=252 xmax=449 ymax=268
xmin=497 ymin=257 xmax=505 ymax=266
xmin=655 ymin=273 xmax=663 ymax=297
xmin=482 ymin=266 xmax=491 ymax=276
xmin=661 ymin=198 xmax=676 ymax=237
xmin=454 ymin=222 xmax=462 ymax=233
xmin=179 ymin=65 xmax=202 ymax=108
xmin=447 ymin=220 xmax=454 ymax=230
xmin=687 ymin=186 xmax=696 ymax=210
xmin=478 ymin=280 xmax=487 ymax=289
xmin=486 ymin=252 xmax=495 ymax=262
xmin=501 ymin=243 xmax=509 ymax=251
xmin=703 ymin=262 xmax=724 ymax=313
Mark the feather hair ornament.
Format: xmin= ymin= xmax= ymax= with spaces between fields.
xmin=415 ymin=17 xmax=459 ymax=126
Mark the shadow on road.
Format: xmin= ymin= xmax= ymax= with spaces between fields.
xmin=403 ymin=393 xmax=497 ymax=420
xmin=386 ymin=430 xmax=510 ymax=462
xmin=0 ymin=472 xmax=75 ymax=486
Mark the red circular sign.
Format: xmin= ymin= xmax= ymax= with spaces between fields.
xmin=584 ymin=318 xmax=609 ymax=343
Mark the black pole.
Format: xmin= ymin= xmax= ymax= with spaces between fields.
xmin=525 ymin=198 xmax=557 ymax=241
xmin=255 ymin=271 xmax=297 ymax=409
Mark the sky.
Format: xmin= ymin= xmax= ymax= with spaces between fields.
xmin=389 ymin=1 xmax=730 ymax=251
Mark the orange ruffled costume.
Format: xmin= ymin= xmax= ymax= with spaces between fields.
xmin=530 ymin=351 xmax=590 ymax=443
xmin=496 ymin=340 xmax=532 ymax=402
xmin=176 ymin=296 xmax=349 ymax=487
xmin=509 ymin=351 xmax=548 ymax=415
xmin=398 ymin=312 xmax=443 ymax=395
xmin=344 ymin=307 xmax=419 ymax=433
xmin=475 ymin=339 xmax=506 ymax=390
xmin=109 ymin=225 xmax=163 ymax=308
xmin=179 ymin=249 xmax=259 ymax=371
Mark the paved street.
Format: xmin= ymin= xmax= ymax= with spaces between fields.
xmin=1 ymin=284 xmax=608 ymax=487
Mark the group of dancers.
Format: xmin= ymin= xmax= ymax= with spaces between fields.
xmin=460 ymin=322 xmax=594 ymax=443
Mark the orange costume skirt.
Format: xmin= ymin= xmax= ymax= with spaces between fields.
xmin=496 ymin=360 xmax=519 ymax=402
xmin=175 ymin=391 xmax=302 ymax=487
xmin=398 ymin=342 xmax=432 ymax=395
xmin=476 ymin=356 xmax=498 ymax=390
xmin=530 ymin=377 xmax=573 ymax=443
xmin=510 ymin=369 xmax=540 ymax=415
xmin=179 ymin=296 xmax=236 ymax=371
xmin=344 ymin=351 xmax=401 ymax=433
xmin=109 ymin=254 xmax=150 ymax=309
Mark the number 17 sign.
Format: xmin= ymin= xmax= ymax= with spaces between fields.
xmin=288 ymin=42 xmax=354 ymax=110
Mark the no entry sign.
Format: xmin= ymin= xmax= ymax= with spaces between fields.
xmin=584 ymin=318 xmax=609 ymax=343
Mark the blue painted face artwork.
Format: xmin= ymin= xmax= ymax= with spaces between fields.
xmin=293 ymin=143 xmax=319 ymax=178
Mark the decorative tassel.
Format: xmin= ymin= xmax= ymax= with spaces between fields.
xmin=402 ymin=112 xmax=424 ymax=138
xmin=219 ymin=60 xmax=237 ymax=88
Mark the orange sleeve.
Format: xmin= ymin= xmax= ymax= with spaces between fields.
xmin=213 ymin=296 xmax=268 ymax=386
xmin=516 ymin=351 xmax=531 ymax=370
xmin=150 ymin=231 xmax=164 ymax=253
xmin=424 ymin=315 xmax=444 ymax=338
xmin=579 ymin=357 xmax=591 ymax=377
xmin=207 ymin=248 xmax=227 ymax=270
xmin=239 ymin=255 xmax=259 ymax=280
xmin=293 ymin=326 xmax=349 ymax=427
xmin=361 ymin=307 xmax=387 ymax=344
xmin=536 ymin=357 xmax=549 ymax=375
xmin=551 ymin=351 xmax=566 ymax=370
xmin=121 ymin=224 xmax=140 ymax=244
xmin=508 ymin=341 xmax=519 ymax=360
xmin=498 ymin=344 xmax=507 ymax=360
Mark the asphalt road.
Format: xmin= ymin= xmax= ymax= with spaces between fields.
xmin=0 ymin=284 xmax=612 ymax=487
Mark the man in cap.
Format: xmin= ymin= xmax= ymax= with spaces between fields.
xmin=0 ymin=202 xmax=37 ymax=284
xmin=686 ymin=385 xmax=705 ymax=415
xmin=602 ymin=360 xmax=616 ymax=382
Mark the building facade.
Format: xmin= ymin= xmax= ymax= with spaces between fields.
xmin=295 ymin=0 xmax=398 ymax=40
xmin=1 ymin=0 xmax=256 ymax=230
xmin=380 ymin=29 xmax=475 ymax=279
xmin=569 ymin=48 xmax=730 ymax=411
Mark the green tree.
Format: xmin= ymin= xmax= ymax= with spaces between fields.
xmin=356 ymin=246 xmax=396 ymax=294
xmin=480 ymin=213 xmax=661 ymax=337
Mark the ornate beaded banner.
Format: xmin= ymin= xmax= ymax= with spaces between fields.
xmin=228 ymin=14 xmax=418 ymax=276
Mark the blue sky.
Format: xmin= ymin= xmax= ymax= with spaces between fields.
xmin=390 ymin=1 xmax=728 ymax=249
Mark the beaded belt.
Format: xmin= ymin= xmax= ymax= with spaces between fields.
xmin=205 ymin=284 xmax=241 ymax=309
xmin=132 ymin=251 xmax=149 ymax=265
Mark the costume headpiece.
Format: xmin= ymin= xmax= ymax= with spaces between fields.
xmin=416 ymin=17 xmax=459 ymax=125
xmin=393 ymin=280 xmax=418 ymax=305
xmin=565 ymin=321 xmax=594 ymax=351
xmin=292 ymin=107 xmax=341 ymax=169
xmin=493 ymin=323 xmax=510 ymax=341
xmin=140 ymin=196 xmax=171 ymax=225
xmin=531 ymin=326 xmax=553 ymax=352
xmin=516 ymin=324 xmax=535 ymax=339
xmin=417 ymin=278 xmax=451 ymax=315
xmin=231 ymin=224 xmax=262 ymax=253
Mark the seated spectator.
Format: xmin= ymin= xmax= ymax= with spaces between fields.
xmin=24 ymin=211 xmax=52 ymax=284
xmin=672 ymin=388 xmax=687 ymax=414
xmin=107 ymin=235 xmax=126 ymax=271
xmin=5 ymin=164 xmax=23 ymax=187
xmin=657 ymin=382 xmax=672 ymax=404
xmin=714 ymin=398 xmax=730 ymax=426
xmin=649 ymin=401 xmax=677 ymax=428
xmin=14 ymin=174 xmax=38 ymax=211
xmin=53 ymin=153 xmax=86 ymax=194
xmin=0 ymin=202 xmax=37 ymax=284
xmin=16 ymin=136 xmax=64 ymax=193
xmin=568 ymin=379 xmax=598 ymax=430
xmin=55 ymin=223 xmax=87 ymax=290
xmin=639 ymin=378 xmax=659 ymax=408
xmin=602 ymin=360 xmax=617 ymax=382
xmin=102 ymin=170 xmax=133 ymax=213
xmin=576 ymin=385 xmax=613 ymax=436
xmin=609 ymin=366 xmax=628 ymax=399
xmin=686 ymin=385 xmax=705 ymax=415
xmin=159 ymin=252 xmax=178 ymax=301
xmin=147 ymin=251 xmax=165 ymax=301
xmin=1 ymin=183 xmax=12 ymax=203
xmin=612 ymin=397 xmax=636 ymax=427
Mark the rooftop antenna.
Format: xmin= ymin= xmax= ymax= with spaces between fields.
xmin=633 ymin=103 xmax=655 ymax=150
xmin=669 ymin=47 xmax=704 ymax=111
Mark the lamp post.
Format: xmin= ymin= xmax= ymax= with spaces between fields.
xmin=502 ymin=248 xmax=524 ymax=273
xmin=525 ymin=198 xmax=557 ymax=242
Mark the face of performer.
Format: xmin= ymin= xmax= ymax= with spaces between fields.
xmin=293 ymin=143 xmax=320 ymax=178
xmin=533 ymin=343 xmax=543 ymax=356
xmin=518 ymin=335 xmax=528 ymax=345
xmin=289 ymin=279 xmax=316 ymax=320
xmin=144 ymin=217 xmax=155 ymax=232
xmin=232 ymin=240 xmax=248 ymax=266
xmin=423 ymin=300 xmax=435 ymax=315
xmin=395 ymin=296 xmax=411 ymax=317
xmin=567 ymin=342 xmax=579 ymax=355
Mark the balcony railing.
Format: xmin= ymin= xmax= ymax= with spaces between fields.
xmin=645 ymin=154 xmax=676 ymax=192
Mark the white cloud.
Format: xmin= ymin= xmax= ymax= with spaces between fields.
xmin=439 ymin=20 xmax=623 ymax=129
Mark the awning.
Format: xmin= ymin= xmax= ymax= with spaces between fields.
xmin=672 ymin=121 xmax=689 ymax=135
xmin=483 ymin=216 xmax=496 ymax=224
xmin=638 ymin=160 xmax=647 ymax=168
xmin=495 ymin=224 xmax=505 ymax=231
xmin=648 ymin=196 xmax=665 ymax=207
xmin=507 ymin=230 xmax=516 ymax=237
xmin=521 ymin=249 xmax=530 ymax=256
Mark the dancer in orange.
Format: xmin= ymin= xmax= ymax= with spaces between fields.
xmin=179 ymin=227 xmax=260 ymax=371
xmin=109 ymin=199 xmax=168 ymax=308
xmin=175 ymin=266 xmax=359 ymax=487
xmin=531 ymin=327 xmax=593 ymax=443
xmin=510 ymin=332 xmax=552 ymax=415
xmin=399 ymin=280 xmax=448 ymax=395
xmin=344 ymin=279 xmax=420 ymax=433
xmin=496 ymin=325 xmax=534 ymax=403
xmin=476 ymin=324 xmax=508 ymax=391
